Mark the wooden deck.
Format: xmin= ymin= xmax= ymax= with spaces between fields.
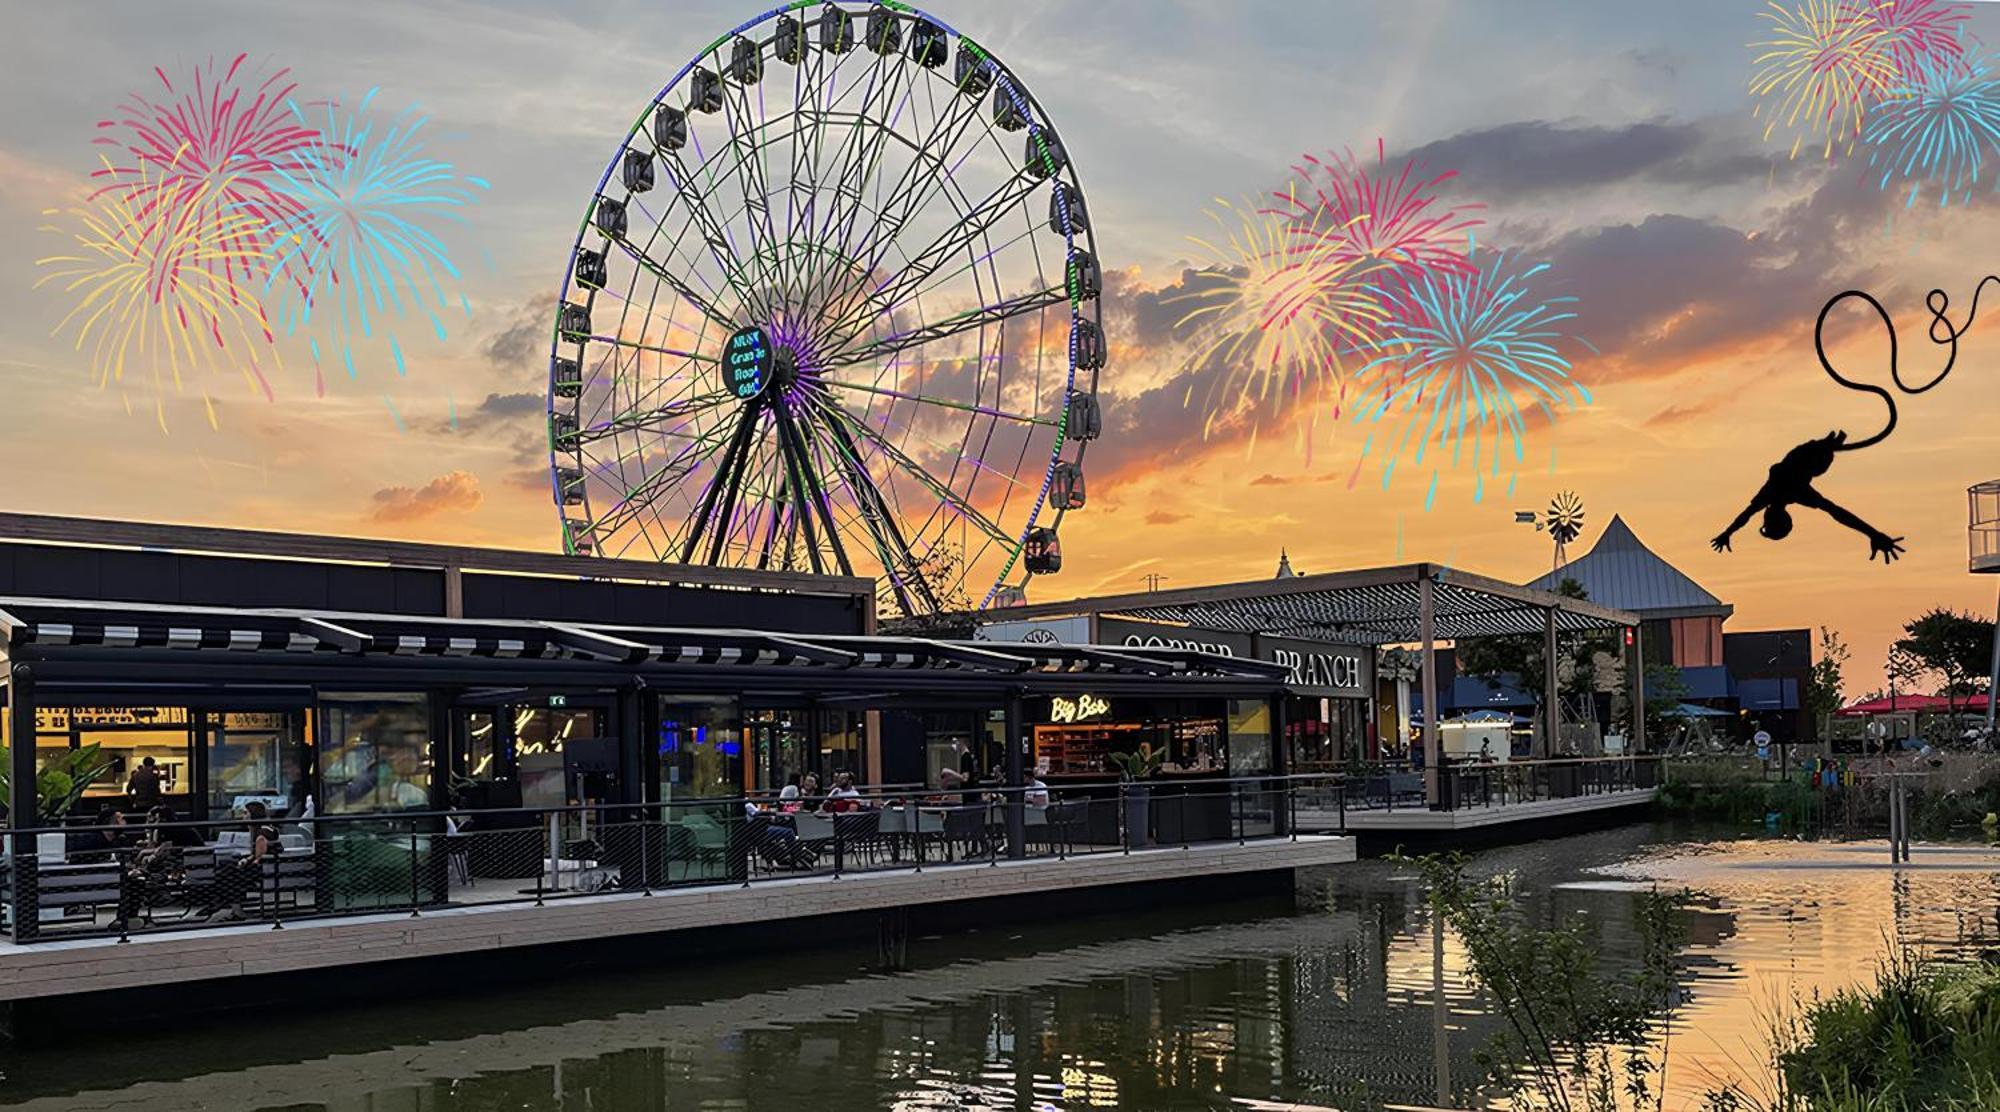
xmin=0 ymin=835 xmax=1354 ymax=1005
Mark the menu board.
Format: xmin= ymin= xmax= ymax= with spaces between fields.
xmin=35 ymin=706 xmax=192 ymax=731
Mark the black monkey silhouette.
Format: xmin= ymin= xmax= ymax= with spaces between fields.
xmin=1710 ymin=430 xmax=1903 ymax=561
xmin=1712 ymin=278 xmax=1994 ymax=564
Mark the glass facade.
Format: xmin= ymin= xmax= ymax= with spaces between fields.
xmin=320 ymin=693 xmax=432 ymax=814
xmin=207 ymin=710 xmax=311 ymax=814
xmin=658 ymin=696 xmax=742 ymax=800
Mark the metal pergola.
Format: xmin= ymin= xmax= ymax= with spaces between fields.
xmin=988 ymin=562 xmax=1647 ymax=792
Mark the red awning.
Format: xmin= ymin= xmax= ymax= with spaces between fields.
xmin=1837 ymin=692 xmax=1992 ymax=716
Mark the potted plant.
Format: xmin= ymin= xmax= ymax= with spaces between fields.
xmin=0 ymin=743 xmax=112 ymax=826
xmin=1109 ymin=741 xmax=1164 ymax=848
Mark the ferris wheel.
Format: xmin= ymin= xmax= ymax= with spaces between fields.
xmin=547 ymin=3 xmax=1103 ymax=616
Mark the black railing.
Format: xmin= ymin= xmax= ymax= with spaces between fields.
xmin=0 ymin=774 xmax=1339 ymax=945
xmin=1312 ymin=754 xmax=1662 ymax=821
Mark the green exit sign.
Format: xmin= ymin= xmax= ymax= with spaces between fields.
xmin=548 ymin=694 xmax=568 ymax=708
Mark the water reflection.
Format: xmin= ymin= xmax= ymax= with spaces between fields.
xmin=2 ymin=826 xmax=1996 ymax=1111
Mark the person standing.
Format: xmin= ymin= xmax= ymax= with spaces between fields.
xmin=126 ymin=756 xmax=166 ymax=810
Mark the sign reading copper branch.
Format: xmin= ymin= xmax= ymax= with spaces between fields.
xmin=1271 ymin=647 xmax=1362 ymax=690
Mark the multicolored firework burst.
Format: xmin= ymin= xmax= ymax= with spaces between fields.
xmin=265 ymin=87 xmax=488 ymax=390
xmin=1864 ymin=50 xmax=2000 ymax=205
xmin=1348 ymin=248 xmax=1593 ymax=511
xmin=1859 ymin=0 xmax=1973 ymax=81
xmin=89 ymin=54 xmax=321 ymax=288
xmin=36 ymin=161 xmax=283 ymax=432
xmin=1279 ymin=142 xmax=1482 ymax=285
xmin=1170 ymin=193 xmax=1390 ymax=452
xmin=1750 ymin=0 xmax=1902 ymax=159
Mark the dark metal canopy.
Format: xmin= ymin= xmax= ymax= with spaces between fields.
xmin=990 ymin=563 xmax=1640 ymax=646
xmin=0 ymin=596 xmax=1289 ymax=697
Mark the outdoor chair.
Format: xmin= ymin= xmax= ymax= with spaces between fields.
xmin=831 ymin=810 xmax=880 ymax=868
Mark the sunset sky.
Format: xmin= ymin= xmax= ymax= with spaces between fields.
xmin=3 ymin=0 xmax=1998 ymax=691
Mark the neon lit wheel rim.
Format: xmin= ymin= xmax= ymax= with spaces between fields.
xmin=547 ymin=2 xmax=1103 ymax=615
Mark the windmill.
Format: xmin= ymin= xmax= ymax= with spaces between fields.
xmin=1544 ymin=491 xmax=1586 ymax=571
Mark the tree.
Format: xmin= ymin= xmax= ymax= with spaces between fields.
xmin=1642 ymin=663 xmax=1689 ymax=749
xmin=1457 ymin=578 xmax=1614 ymax=754
xmin=1802 ymin=627 xmax=1850 ymax=738
xmin=877 ymin=544 xmax=977 ymax=635
xmin=1895 ymin=608 xmax=1995 ymax=717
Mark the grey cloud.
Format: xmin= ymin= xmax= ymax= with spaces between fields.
xmin=1546 ymin=169 xmax=1897 ymax=376
xmin=481 ymin=294 xmax=557 ymax=379
xmin=1399 ymin=117 xmax=1769 ymax=199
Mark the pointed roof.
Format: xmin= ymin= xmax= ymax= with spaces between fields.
xmin=1275 ymin=549 xmax=1297 ymax=579
xmin=1526 ymin=515 xmax=1732 ymax=619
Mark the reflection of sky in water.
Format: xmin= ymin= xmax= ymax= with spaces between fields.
xmin=4 ymin=826 xmax=1997 ymax=1111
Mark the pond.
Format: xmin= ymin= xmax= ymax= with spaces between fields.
xmin=1 ymin=823 xmax=1995 ymax=1111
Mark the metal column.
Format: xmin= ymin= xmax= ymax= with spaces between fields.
xmin=1004 ymin=690 xmax=1026 ymax=859
xmin=1632 ymin=625 xmax=1648 ymax=753
xmin=1543 ymin=607 xmax=1561 ymax=758
xmin=1271 ymin=689 xmax=1291 ymax=837
xmin=8 ymin=660 xmax=38 ymax=943
xmin=1419 ymin=572 xmax=1441 ymax=808
xmin=1987 ymin=582 xmax=1999 ymax=737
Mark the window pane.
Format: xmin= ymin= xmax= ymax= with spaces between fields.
xmin=322 ymin=694 xmax=431 ymax=814
xmin=658 ymin=697 xmax=741 ymax=799
xmin=1227 ymin=700 xmax=1272 ymax=775
xmin=209 ymin=712 xmax=306 ymax=814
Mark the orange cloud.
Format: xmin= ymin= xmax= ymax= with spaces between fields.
xmin=368 ymin=470 xmax=484 ymax=523
xmin=1143 ymin=508 xmax=1189 ymax=525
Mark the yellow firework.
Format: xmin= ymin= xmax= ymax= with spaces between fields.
xmin=1750 ymin=0 xmax=1900 ymax=160
xmin=1171 ymin=194 xmax=1388 ymax=448
xmin=35 ymin=161 xmax=282 ymax=431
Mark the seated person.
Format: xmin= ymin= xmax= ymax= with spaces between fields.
xmin=1024 ymin=775 xmax=1051 ymax=808
xmin=191 ymin=802 xmax=280 ymax=923
xmin=777 ymin=782 xmax=803 ymax=814
xmin=69 ymin=805 xmax=130 ymax=863
xmin=797 ymin=773 xmax=823 ymax=813
xmin=821 ymin=773 xmax=863 ymax=814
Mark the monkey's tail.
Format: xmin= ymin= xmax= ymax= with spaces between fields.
xmin=1816 ymin=291 xmax=1899 ymax=451
xmin=1815 ymin=277 xmax=1994 ymax=452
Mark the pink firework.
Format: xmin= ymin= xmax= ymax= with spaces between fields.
xmin=1859 ymin=0 xmax=1974 ymax=80
xmin=90 ymin=54 xmax=321 ymax=286
xmin=1277 ymin=141 xmax=1483 ymax=287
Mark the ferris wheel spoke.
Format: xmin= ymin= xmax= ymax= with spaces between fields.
xmin=717 ymin=69 xmax=785 ymax=296
xmin=795 ymin=49 xmax=905 ymax=307
xmin=843 ymin=69 xmax=998 ymax=292
xmin=607 ymin=236 xmax=739 ymax=332
xmin=817 ymin=168 xmax=1043 ymax=346
xmin=820 ymin=285 xmax=1066 ymax=372
xmin=660 ymin=147 xmax=771 ymax=322
xmin=814 ymin=377 xmax=1055 ymax=427
xmin=820 ymin=66 xmax=918 ymax=289
xmin=809 ymin=397 xmax=1014 ymax=551
xmin=576 ymin=390 xmax=734 ymax=443
xmin=578 ymin=420 xmax=737 ymax=539
xmin=801 ymin=400 xmax=941 ymax=615
xmin=781 ymin=21 xmax=865 ymax=259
